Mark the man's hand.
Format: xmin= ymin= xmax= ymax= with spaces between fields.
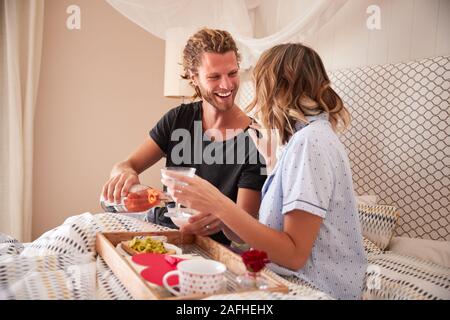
xmin=180 ymin=212 xmax=223 ymax=236
xmin=102 ymin=169 xmax=140 ymax=203
xmin=100 ymin=138 xmax=165 ymax=205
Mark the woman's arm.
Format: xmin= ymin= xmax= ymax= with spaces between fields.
xmin=222 ymin=188 xmax=261 ymax=244
xmin=216 ymin=196 xmax=322 ymax=269
xmin=175 ymin=188 xmax=261 ymax=238
xmin=162 ymin=173 xmax=322 ymax=270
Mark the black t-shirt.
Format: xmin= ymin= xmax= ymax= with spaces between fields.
xmin=149 ymin=101 xmax=267 ymax=245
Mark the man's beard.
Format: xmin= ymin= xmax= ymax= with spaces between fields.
xmin=198 ymin=85 xmax=238 ymax=112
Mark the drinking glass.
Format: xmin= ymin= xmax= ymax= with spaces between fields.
xmin=161 ymin=167 xmax=196 ymax=215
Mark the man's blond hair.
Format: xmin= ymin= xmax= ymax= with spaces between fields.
xmin=182 ymin=28 xmax=241 ymax=99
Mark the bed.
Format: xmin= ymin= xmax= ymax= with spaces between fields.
xmin=1 ymin=204 xmax=448 ymax=300
xmin=1 ymin=56 xmax=448 ymax=300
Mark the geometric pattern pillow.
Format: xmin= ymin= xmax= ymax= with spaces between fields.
xmin=358 ymin=204 xmax=399 ymax=250
xmin=363 ymin=237 xmax=384 ymax=255
xmin=363 ymin=252 xmax=450 ymax=300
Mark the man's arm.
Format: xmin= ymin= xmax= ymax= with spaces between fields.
xmin=222 ymin=188 xmax=261 ymax=243
xmin=121 ymin=137 xmax=165 ymax=174
xmin=102 ymin=137 xmax=165 ymax=203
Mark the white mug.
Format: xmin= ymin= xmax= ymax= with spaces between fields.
xmin=162 ymin=259 xmax=227 ymax=296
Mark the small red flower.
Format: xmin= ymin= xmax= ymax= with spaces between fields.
xmin=241 ymin=249 xmax=269 ymax=273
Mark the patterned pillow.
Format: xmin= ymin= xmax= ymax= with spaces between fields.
xmin=358 ymin=204 xmax=399 ymax=251
xmin=363 ymin=237 xmax=383 ymax=255
xmin=363 ymin=252 xmax=450 ymax=300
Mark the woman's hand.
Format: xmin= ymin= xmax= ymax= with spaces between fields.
xmin=248 ymin=121 xmax=279 ymax=174
xmin=161 ymin=173 xmax=230 ymax=218
xmin=180 ymin=212 xmax=223 ymax=236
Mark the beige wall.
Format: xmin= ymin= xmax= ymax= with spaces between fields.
xmin=33 ymin=0 xmax=450 ymax=239
xmin=33 ymin=0 xmax=175 ymax=239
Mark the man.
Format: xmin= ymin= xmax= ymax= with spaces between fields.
xmin=101 ymin=28 xmax=266 ymax=245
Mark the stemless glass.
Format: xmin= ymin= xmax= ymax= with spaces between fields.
xmin=161 ymin=167 xmax=196 ymax=215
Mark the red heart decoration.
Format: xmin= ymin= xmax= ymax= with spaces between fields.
xmin=131 ymin=253 xmax=185 ymax=286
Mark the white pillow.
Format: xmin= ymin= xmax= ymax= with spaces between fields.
xmin=356 ymin=195 xmax=378 ymax=206
xmin=364 ymin=251 xmax=450 ymax=300
xmin=388 ymin=236 xmax=450 ymax=268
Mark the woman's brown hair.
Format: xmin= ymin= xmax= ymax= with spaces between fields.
xmin=246 ymin=43 xmax=350 ymax=144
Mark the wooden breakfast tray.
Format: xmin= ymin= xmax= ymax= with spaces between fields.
xmin=96 ymin=231 xmax=289 ymax=300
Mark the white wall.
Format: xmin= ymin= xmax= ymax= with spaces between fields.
xmin=311 ymin=0 xmax=450 ymax=70
xmin=248 ymin=1 xmax=450 ymax=241
xmin=254 ymin=0 xmax=450 ymax=70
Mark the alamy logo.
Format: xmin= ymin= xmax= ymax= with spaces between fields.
xmin=169 ymin=121 xmax=274 ymax=167
xmin=66 ymin=265 xmax=82 ymax=292
xmin=366 ymin=5 xmax=381 ymax=30
xmin=366 ymin=264 xmax=381 ymax=290
xmin=65 ymin=262 xmax=96 ymax=297
xmin=66 ymin=5 xmax=81 ymax=30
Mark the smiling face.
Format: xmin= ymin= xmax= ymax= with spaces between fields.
xmin=191 ymin=51 xmax=240 ymax=112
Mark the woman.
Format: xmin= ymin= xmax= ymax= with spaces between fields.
xmin=162 ymin=43 xmax=367 ymax=299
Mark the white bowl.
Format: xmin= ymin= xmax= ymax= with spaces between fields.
xmin=165 ymin=207 xmax=199 ymax=228
xmin=170 ymin=215 xmax=189 ymax=228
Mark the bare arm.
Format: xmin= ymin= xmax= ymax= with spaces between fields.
xmin=162 ymin=173 xmax=322 ymax=270
xmin=102 ymin=137 xmax=164 ymax=203
xmin=217 ymin=197 xmax=322 ymax=269
xmin=222 ymin=188 xmax=261 ymax=243
xmin=179 ymin=188 xmax=260 ymax=239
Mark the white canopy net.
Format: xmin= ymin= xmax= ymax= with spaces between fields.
xmin=105 ymin=0 xmax=348 ymax=70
